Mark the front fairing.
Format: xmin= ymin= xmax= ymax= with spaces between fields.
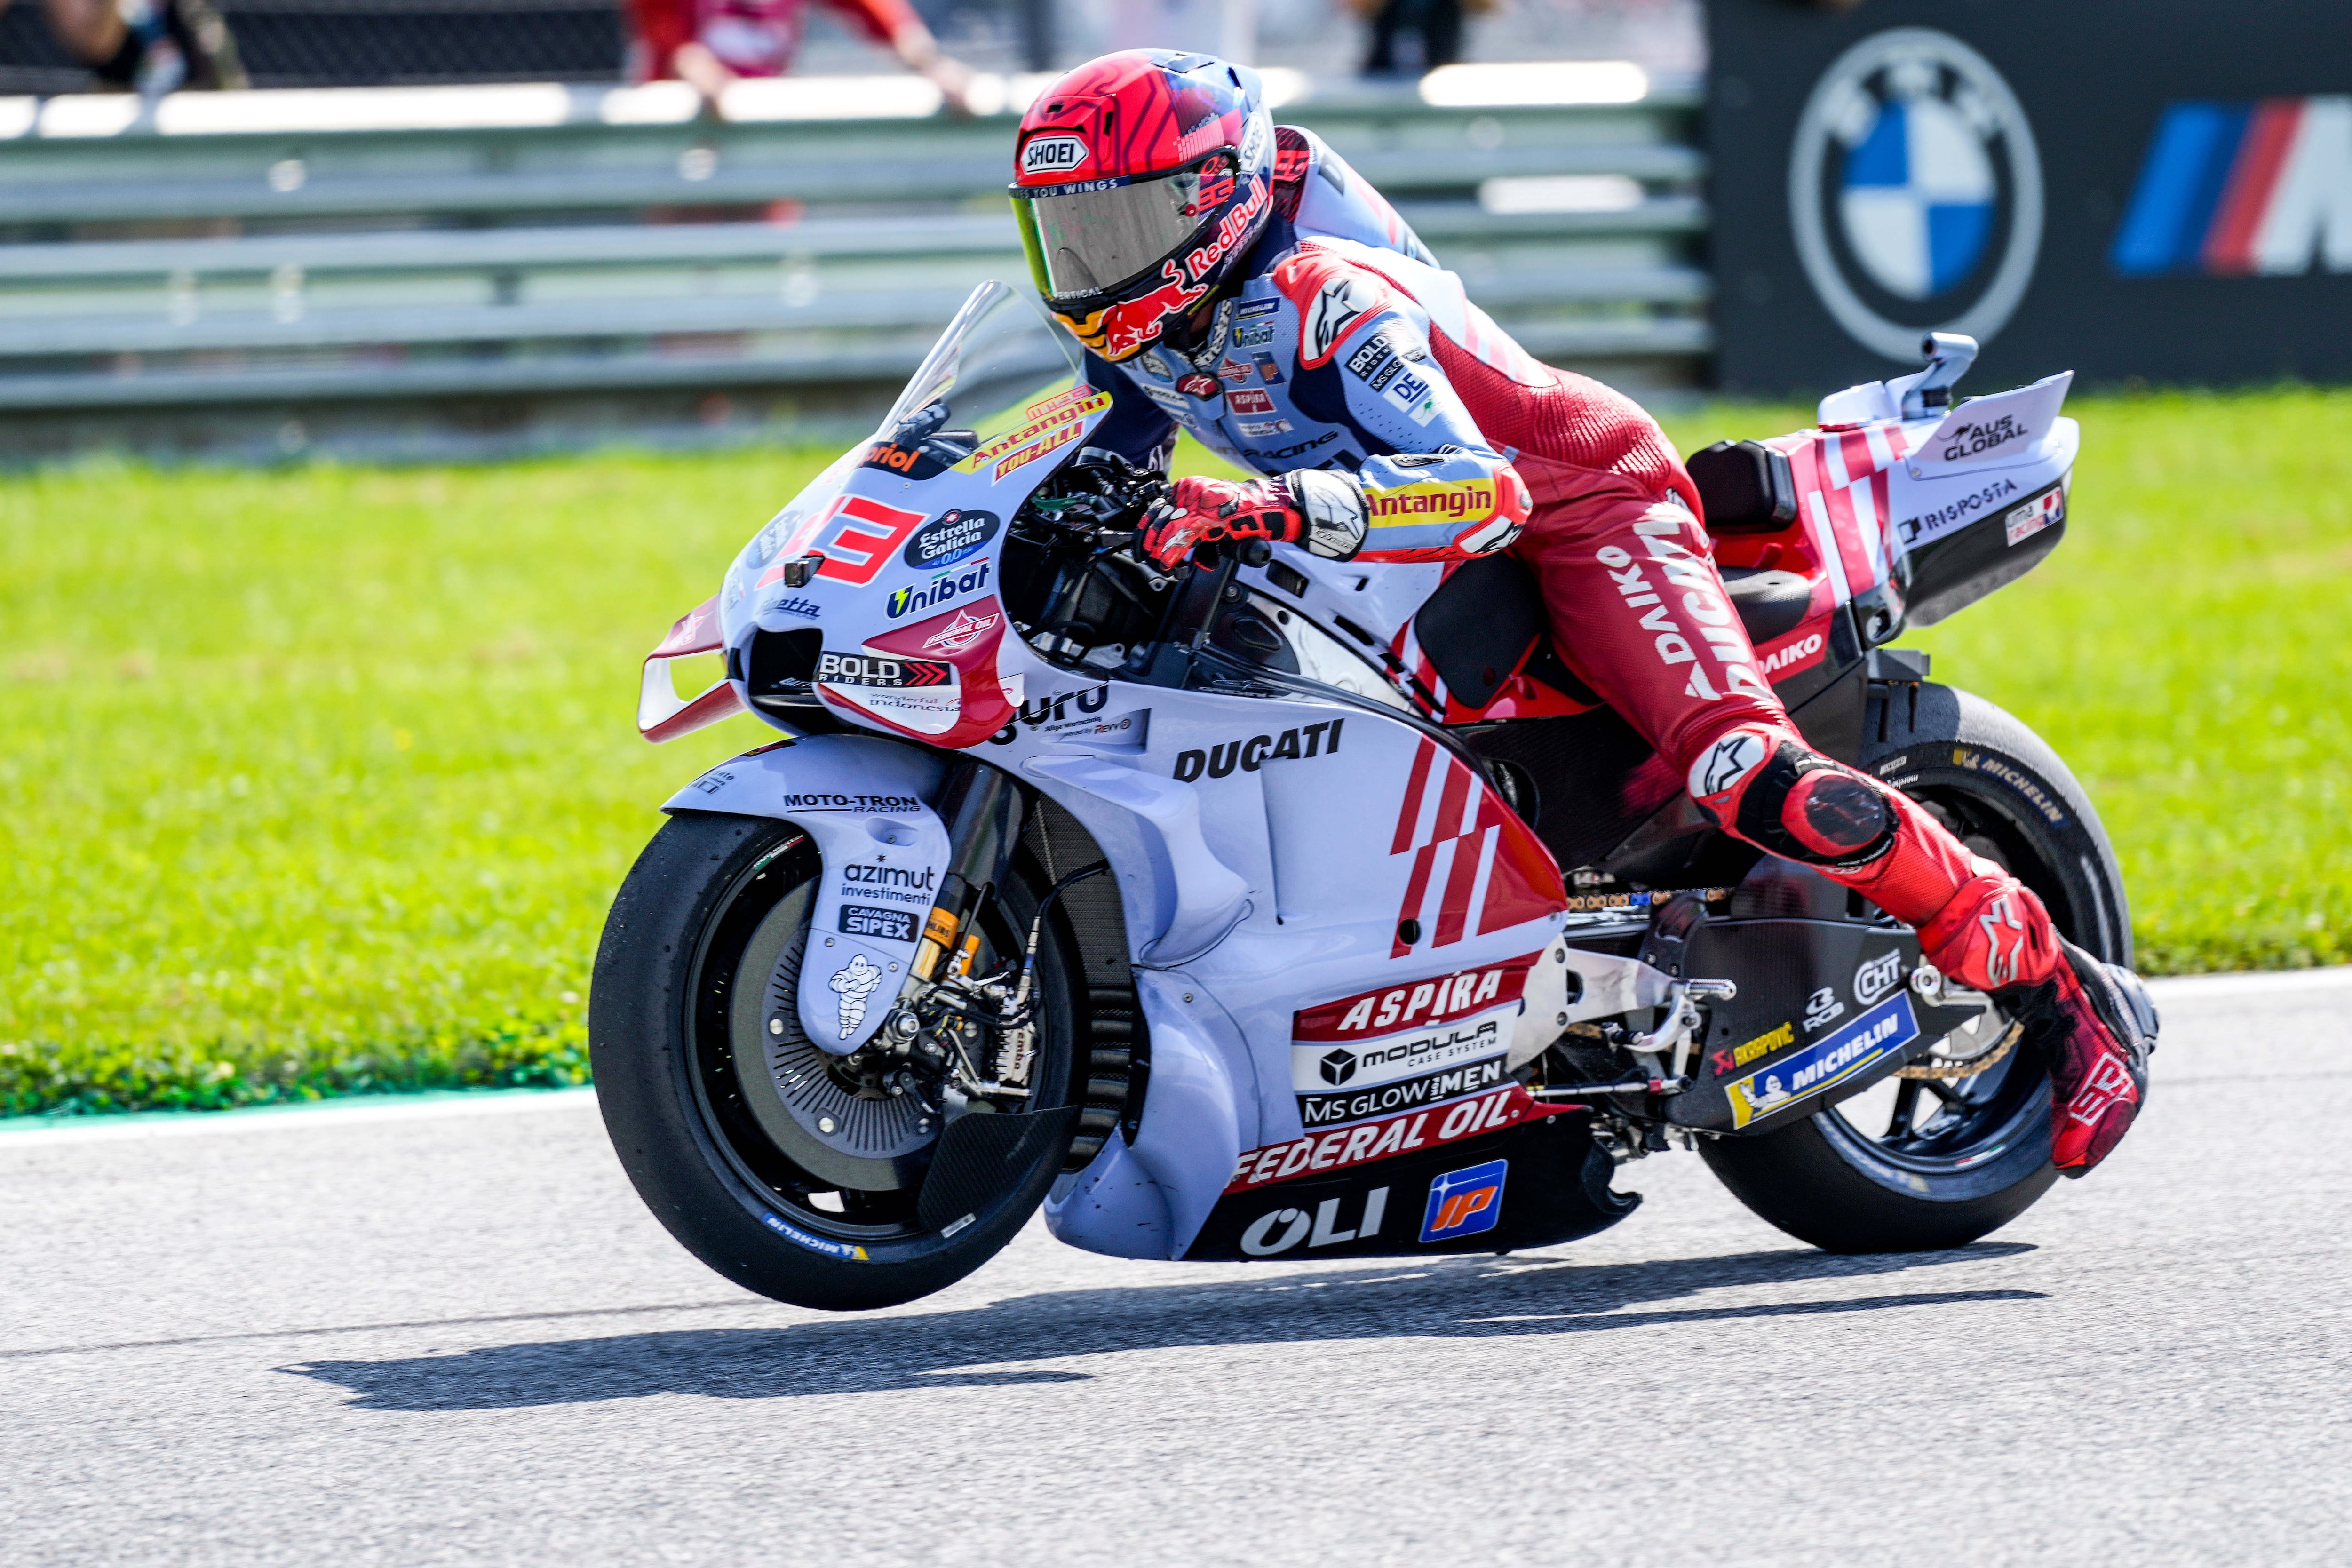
xmin=718 ymin=282 xmax=1120 ymax=748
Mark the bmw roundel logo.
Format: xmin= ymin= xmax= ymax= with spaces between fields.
xmin=1788 ymin=29 xmax=2043 ymax=361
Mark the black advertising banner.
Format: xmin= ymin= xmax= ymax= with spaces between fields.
xmin=1708 ymin=0 xmax=2352 ymax=393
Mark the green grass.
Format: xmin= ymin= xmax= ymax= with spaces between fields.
xmin=3 ymin=389 xmax=2347 ymax=1117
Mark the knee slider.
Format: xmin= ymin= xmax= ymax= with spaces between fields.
xmin=1689 ymin=730 xmax=1896 ymax=869
xmin=1780 ymin=768 xmax=1893 ymax=864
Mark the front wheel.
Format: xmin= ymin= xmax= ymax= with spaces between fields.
xmin=589 ymin=810 xmax=1084 ymax=1310
xmin=1700 ymin=682 xmax=2128 ymax=1253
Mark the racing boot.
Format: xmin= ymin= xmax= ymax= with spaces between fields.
xmin=1918 ymin=875 xmax=2158 ymax=1176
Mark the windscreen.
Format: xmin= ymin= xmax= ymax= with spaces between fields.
xmin=880 ymin=280 xmax=1086 ymax=446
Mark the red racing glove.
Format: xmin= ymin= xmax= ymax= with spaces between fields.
xmin=1140 ymin=476 xmax=1303 ymax=569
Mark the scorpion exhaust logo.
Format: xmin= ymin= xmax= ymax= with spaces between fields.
xmin=827 ymin=954 xmax=886 ymax=1040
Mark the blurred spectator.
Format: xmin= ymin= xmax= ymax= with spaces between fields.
xmin=627 ymin=0 xmax=976 ymax=115
xmin=1358 ymin=0 xmax=1492 ymax=76
xmin=0 ymin=0 xmax=241 ymax=94
xmin=1102 ymin=0 xmax=1258 ymax=65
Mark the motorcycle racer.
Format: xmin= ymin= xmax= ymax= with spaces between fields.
xmin=1008 ymin=50 xmax=2154 ymax=1176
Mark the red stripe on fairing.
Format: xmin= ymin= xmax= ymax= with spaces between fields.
xmin=1817 ymin=450 xmax=1867 ymax=597
xmin=1839 ymin=430 xmax=1886 ymax=589
xmin=1391 ymin=841 xmax=1440 ymax=956
xmin=1478 ymin=809 xmax=1566 ymax=934
xmin=1870 ymin=467 xmax=1896 ymax=583
xmin=1430 ymin=757 xmax=1472 ymax=843
xmin=1783 ymin=439 xmax=1848 ymax=611
xmin=2206 ymin=100 xmax=2305 ymax=275
xmin=1392 ymin=737 xmax=1436 ymax=853
xmin=1433 ymin=823 xmax=1489 ymax=947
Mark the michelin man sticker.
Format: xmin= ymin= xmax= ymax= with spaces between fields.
xmin=1789 ymin=28 xmax=2044 ymax=361
xmin=828 ymin=954 xmax=887 ymax=1040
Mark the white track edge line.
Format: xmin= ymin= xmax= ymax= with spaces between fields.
xmin=2143 ymin=966 xmax=2352 ymax=1001
xmin=0 ymin=1086 xmax=599 ymax=1147
xmin=4 ymin=966 xmax=2345 ymax=1148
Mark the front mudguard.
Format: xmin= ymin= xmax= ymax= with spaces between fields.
xmin=663 ymin=736 xmax=952 ymax=1053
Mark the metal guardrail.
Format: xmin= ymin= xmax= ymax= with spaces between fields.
xmin=0 ymin=79 xmax=1712 ymax=454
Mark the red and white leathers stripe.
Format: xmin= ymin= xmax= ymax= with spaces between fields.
xmin=1385 ymin=737 xmax=1562 ymax=958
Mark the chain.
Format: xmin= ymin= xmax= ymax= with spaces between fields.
xmin=1897 ymin=1019 xmax=2022 ymax=1080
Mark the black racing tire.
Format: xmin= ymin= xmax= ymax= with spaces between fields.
xmin=590 ymin=809 xmax=1082 ymax=1311
xmin=1700 ymin=681 xmax=2129 ymax=1254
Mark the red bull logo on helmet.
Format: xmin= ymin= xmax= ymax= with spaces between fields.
xmin=1061 ymin=260 xmax=1212 ymax=361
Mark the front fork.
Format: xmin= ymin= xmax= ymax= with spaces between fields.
xmin=870 ymin=761 xmax=1035 ymax=1100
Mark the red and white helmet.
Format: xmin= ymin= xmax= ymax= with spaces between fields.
xmin=1009 ymin=51 xmax=1275 ymax=362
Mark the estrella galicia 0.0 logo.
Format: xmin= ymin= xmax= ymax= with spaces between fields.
xmin=1420 ymin=1158 xmax=1508 ymax=1243
xmin=1789 ymin=29 xmax=2044 ymax=361
xmin=901 ymin=508 xmax=1000 ymax=571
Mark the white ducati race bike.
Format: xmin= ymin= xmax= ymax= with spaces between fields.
xmin=593 ymin=284 xmax=2126 ymax=1310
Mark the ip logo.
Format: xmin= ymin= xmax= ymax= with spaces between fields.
xmin=1420 ymin=1158 xmax=1507 ymax=1243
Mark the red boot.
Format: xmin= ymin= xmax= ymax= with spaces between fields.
xmin=1919 ymin=876 xmax=2158 ymax=1176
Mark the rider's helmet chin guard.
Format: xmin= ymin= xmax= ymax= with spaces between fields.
xmin=1008 ymin=50 xmax=1275 ymax=363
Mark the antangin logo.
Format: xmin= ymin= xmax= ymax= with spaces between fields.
xmin=1365 ymin=481 xmax=1493 ymax=519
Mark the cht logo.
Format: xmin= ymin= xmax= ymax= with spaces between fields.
xmin=1020 ymin=134 xmax=1088 ymax=176
xmin=1789 ymin=28 xmax=2044 ymax=361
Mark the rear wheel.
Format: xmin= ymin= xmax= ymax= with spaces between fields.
xmin=1700 ymin=682 xmax=2127 ymax=1253
xmin=590 ymin=811 xmax=1082 ymax=1310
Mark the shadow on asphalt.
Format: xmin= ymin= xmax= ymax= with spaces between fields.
xmin=282 ymin=1242 xmax=2040 ymax=1411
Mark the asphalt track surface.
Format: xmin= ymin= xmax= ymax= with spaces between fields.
xmin=5 ymin=970 xmax=2348 ymax=1567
